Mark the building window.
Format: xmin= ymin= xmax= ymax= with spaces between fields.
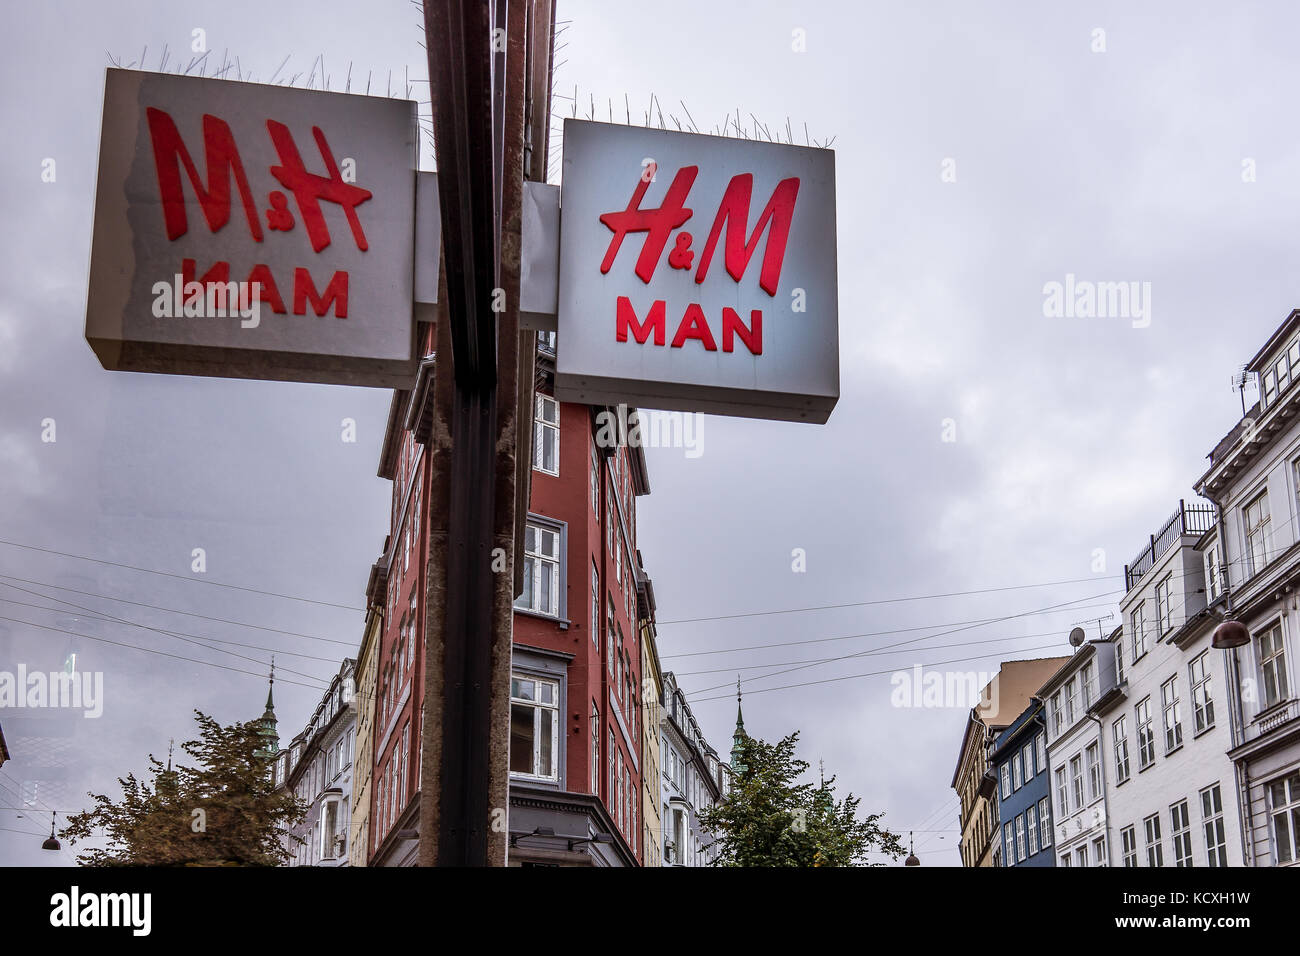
xmin=1023 ymin=742 xmax=1035 ymax=780
xmin=1115 ymin=635 xmax=1126 ymax=685
xmin=516 ymin=521 xmax=562 ymax=616
xmin=1244 ymin=490 xmax=1271 ymax=577
xmin=1093 ymin=835 xmax=1107 ymax=866
xmin=1258 ymin=622 xmax=1290 ymax=710
xmin=321 ymin=796 xmax=344 ymax=860
xmin=590 ymin=562 xmax=600 ymax=644
xmin=1131 ymin=603 xmax=1149 ymax=661
xmin=1136 ymin=697 xmax=1156 ymax=769
xmin=1038 ymin=797 xmax=1052 ymax=848
xmin=1059 ymin=852 xmax=1071 ymax=867
xmin=1113 ymin=715 xmax=1131 ymax=784
xmin=1121 ymin=825 xmax=1138 ymax=867
xmin=533 ymin=393 xmax=559 ymax=475
xmin=591 ymin=704 xmax=600 ymax=794
xmin=1027 ymin=804 xmax=1039 ymax=856
xmin=1144 ymin=813 xmax=1164 ymax=867
xmin=1074 ymin=845 xmax=1088 ymax=868
xmin=1011 ymin=753 xmax=1021 ymax=791
xmin=1036 ymin=732 xmax=1046 ymax=774
xmin=1055 ymin=767 xmax=1069 ymax=817
xmin=1000 ymin=762 xmax=1011 ymax=799
xmin=1049 ymin=693 xmax=1062 ymax=735
xmin=589 ymin=441 xmax=600 ymax=513
xmin=1064 ymin=678 xmax=1077 ymax=725
xmin=1015 ymin=815 xmax=1026 ymax=862
xmin=1205 ymin=543 xmax=1222 ymax=603
xmin=1161 ymin=676 xmax=1183 ymax=753
xmin=1269 ymin=771 xmax=1300 ymax=864
xmin=509 ymin=674 xmax=559 ymax=781
xmin=1085 ymin=742 xmax=1101 ymax=801
xmin=1155 ymin=574 xmax=1173 ymax=636
xmin=1082 ymin=662 xmax=1096 ymax=709
xmin=1201 ymin=784 xmax=1227 ymax=867
xmin=1170 ymin=800 xmax=1192 ymax=867
xmin=1069 ymin=754 xmax=1084 ymax=809
xmin=1189 ymin=651 xmax=1214 ymax=734
xmin=1003 ymin=823 xmax=1014 ymax=867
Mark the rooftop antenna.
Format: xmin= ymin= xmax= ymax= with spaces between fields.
xmin=1070 ymin=613 xmax=1114 ymax=646
xmin=1232 ymin=366 xmax=1253 ymax=417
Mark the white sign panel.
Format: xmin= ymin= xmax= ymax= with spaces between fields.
xmin=86 ymin=69 xmax=419 ymax=387
xmin=554 ymin=119 xmax=839 ymax=423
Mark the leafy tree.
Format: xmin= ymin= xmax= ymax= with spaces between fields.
xmin=62 ymin=710 xmax=306 ymax=866
xmin=697 ymin=731 xmax=904 ymax=866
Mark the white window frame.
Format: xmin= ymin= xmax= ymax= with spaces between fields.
xmin=1189 ymin=651 xmax=1214 ymax=734
xmin=1038 ymin=797 xmax=1052 ymax=848
xmin=1244 ymin=490 xmax=1271 ymax=577
xmin=515 ymin=519 xmax=563 ymax=618
xmin=1268 ymin=771 xmax=1300 ymax=864
xmin=1144 ymin=813 xmax=1164 ymax=867
xmin=1200 ymin=783 xmax=1227 ymax=867
xmin=1170 ymin=799 xmax=1192 ymax=867
xmin=1155 ymin=574 xmax=1173 ymax=636
xmin=1136 ymin=697 xmax=1156 ymax=769
xmin=1085 ymin=742 xmax=1101 ymax=802
xmin=1121 ymin=825 xmax=1138 ymax=867
xmin=1205 ymin=543 xmax=1222 ymax=603
xmin=1131 ymin=603 xmax=1149 ymax=661
xmin=1113 ymin=715 xmax=1131 ymax=784
xmin=1161 ymin=676 xmax=1183 ymax=753
xmin=1258 ymin=622 xmax=1291 ymax=711
xmin=509 ymin=674 xmax=560 ymax=782
xmin=1069 ymin=753 xmax=1084 ymax=809
xmin=533 ymin=393 xmax=560 ymax=476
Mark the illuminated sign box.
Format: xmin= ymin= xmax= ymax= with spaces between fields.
xmin=554 ymin=119 xmax=839 ymax=423
xmin=85 ymin=69 xmax=419 ymax=388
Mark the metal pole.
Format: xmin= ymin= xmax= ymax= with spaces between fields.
xmin=419 ymin=0 xmax=551 ymax=867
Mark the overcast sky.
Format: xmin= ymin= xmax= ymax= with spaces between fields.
xmin=3 ymin=0 xmax=1297 ymax=866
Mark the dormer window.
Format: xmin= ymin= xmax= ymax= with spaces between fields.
xmin=1262 ymin=339 xmax=1300 ymax=408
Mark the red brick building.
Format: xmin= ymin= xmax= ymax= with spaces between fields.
xmin=365 ymin=330 xmax=653 ymax=866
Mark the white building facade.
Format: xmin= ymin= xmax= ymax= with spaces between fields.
xmin=659 ymin=672 xmax=725 ymax=866
xmin=275 ymin=659 xmax=358 ymax=866
xmin=1099 ymin=502 xmax=1242 ymax=867
xmin=1196 ymin=309 xmax=1300 ymax=867
xmin=1041 ymin=641 xmax=1118 ymax=866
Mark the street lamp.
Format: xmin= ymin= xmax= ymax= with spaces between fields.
xmin=1212 ymin=619 xmax=1250 ymax=649
xmin=42 ymin=812 xmax=60 ymax=852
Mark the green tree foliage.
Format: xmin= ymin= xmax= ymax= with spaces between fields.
xmin=62 ymin=710 xmax=305 ymax=866
xmin=697 ymin=731 xmax=904 ymax=866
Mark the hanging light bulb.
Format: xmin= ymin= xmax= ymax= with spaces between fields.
xmin=905 ymin=830 xmax=920 ymax=866
xmin=41 ymin=811 xmax=60 ymax=851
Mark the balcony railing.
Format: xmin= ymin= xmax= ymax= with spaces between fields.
xmin=1124 ymin=500 xmax=1217 ymax=592
xmin=1248 ymin=699 xmax=1300 ymax=743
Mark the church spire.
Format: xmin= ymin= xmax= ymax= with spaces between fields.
xmin=730 ymin=675 xmax=748 ymax=774
xmin=255 ymin=658 xmax=279 ymax=760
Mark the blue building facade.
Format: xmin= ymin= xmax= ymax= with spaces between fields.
xmin=990 ymin=698 xmax=1055 ymax=867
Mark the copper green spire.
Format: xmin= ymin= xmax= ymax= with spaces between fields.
xmin=731 ymin=675 xmax=747 ymax=773
xmin=255 ymin=658 xmax=279 ymax=760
